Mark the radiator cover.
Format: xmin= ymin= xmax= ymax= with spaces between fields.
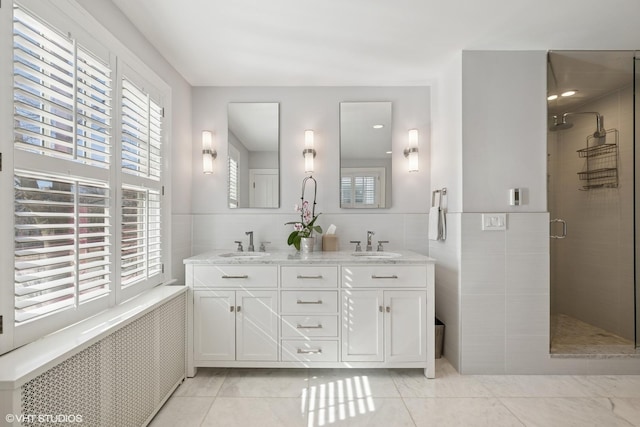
xmin=20 ymin=294 xmax=186 ymax=427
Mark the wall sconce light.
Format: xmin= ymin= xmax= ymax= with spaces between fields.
xmin=404 ymin=129 xmax=419 ymax=172
xmin=202 ymin=130 xmax=217 ymax=174
xmin=303 ymin=129 xmax=316 ymax=173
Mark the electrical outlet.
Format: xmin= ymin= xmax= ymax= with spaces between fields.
xmin=481 ymin=213 xmax=507 ymax=231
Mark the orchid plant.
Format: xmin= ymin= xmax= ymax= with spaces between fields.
xmin=285 ymin=176 xmax=322 ymax=251
xmin=286 ymin=201 xmax=322 ymax=250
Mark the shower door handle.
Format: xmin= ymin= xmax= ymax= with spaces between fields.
xmin=550 ymin=219 xmax=567 ymax=239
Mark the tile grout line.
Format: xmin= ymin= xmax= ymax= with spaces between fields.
xmin=495 ymin=396 xmax=528 ymax=427
xmin=389 ymin=370 xmax=419 ymax=427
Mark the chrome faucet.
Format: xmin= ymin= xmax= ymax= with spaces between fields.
xmin=366 ymin=231 xmax=375 ymax=252
xmin=245 ymin=231 xmax=254 ymax=252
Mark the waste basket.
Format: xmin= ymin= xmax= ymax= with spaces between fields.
xmin=435 ymin=318 xmax=445 ymax=359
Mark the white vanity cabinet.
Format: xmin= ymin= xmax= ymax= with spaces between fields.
xmin=194 ymin=289 xmax=278 ymax=362
xmin=341 ymin=265 xmax=428 ymax=363
xmin=189 ymin=264 xmax=279 ymax=370
xmin=185 ymin=251 xmax=435 ymax=378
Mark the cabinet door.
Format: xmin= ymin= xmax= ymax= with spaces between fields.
xmin=384 ymin=290 xmax=427 ymax=362
xmin=194 ymin=290 xmax=236 ymax=361
xmin=236 ymin=290 xmax=279 ymax=361
xmin=341 ymin=290 xmax=383 ymax=362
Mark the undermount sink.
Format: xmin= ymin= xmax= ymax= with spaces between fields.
xmin=351 ymin=252 xmax=401 ymax=259
xmin=218 ymin=252 xmax=270 ymax=258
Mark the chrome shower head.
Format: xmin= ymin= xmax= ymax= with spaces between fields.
xmin=549 ymin=112 xmax=606 ymax=140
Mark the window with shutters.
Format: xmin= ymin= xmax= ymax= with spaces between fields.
xmin=8 ymin=4 xmax=169 ymax=350
xmin=14 ymin=173 xmax=110 ymax=323
xmin=228 ymin=145 xmax=239 ymax=208
xmin=340 ymin=168 xmax=386 ymax=208
xmin=119 ymin=76 xmax=164 ymax=297
xmin=121 ymin=78 xmax=162 ymax=180
xmin=13 ymin=8 xmax=112 ymax=167
xmin=121 ymin=186 xmax=162 ymax=288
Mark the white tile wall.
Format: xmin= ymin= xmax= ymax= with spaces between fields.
xmin=429 ymin=213 xmax=461 ymax=371
xmin=171 ymin=214 xmax=193 ymax=284
xmin=191 ymin=213 xmax=429 ymax=256
xmin=460 ymin=212 xmax=545 ymax=374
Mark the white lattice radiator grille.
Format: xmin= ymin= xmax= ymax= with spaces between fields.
xmin=20 ymin=293 xmax=185 ymax=427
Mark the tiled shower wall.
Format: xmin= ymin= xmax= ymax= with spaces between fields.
xmin=549 ymin=85 xmax=635 ymax=341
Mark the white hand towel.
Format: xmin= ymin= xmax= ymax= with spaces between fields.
xmin=428 ymin=206 xmax=440 ymax=241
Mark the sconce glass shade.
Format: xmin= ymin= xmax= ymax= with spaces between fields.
xmin=405 ymin=129 xmax=419 ymax=172
xmin=303 ymin=129 xmax=316 ymax=173
xmin=202 ymin=130 xmax=216 ymax=174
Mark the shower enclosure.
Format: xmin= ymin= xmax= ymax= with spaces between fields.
xmin=547 ymin=50 xmax=638 ymax=354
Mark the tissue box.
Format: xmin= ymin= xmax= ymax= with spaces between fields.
xmin=322 ymin=235 xmax=338 ymax=251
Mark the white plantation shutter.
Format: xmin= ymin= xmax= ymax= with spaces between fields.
xmin=120 ymin=74 xmax=164 ymax=294
xmin=121 ymin=186 xmax=162 ymax=287
xmin=228 ymin=157 xmax=239 ymax=208
xmin=76 ymin=48 xmax=112 ymax=167
xmin=121 ymin=79 xmax=162 ymax=180
xmin=355 ymin=176 xmax=376 ymax=205
xmin=13 ymin=7 xmax=112 ymax=167
xmin=340 ymin=168 xmax=385 ymax=208
xmin=14 ymin=172 xmax=110 ymax=323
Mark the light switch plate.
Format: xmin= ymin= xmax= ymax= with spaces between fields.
xmin=481 ymin=213 xmax=507 ymax=231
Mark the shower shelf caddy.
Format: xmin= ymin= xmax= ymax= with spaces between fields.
xmin=576 ymin=129 xmax=618 ymax=190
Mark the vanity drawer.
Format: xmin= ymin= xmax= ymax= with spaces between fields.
xmin=342 ymin=265 xmax=427 ymax=287
xmin=281 ymin=265 xmax=338 ymax=288
xmin=281 ymin=290 xmax=338 ymax=313
xmin=192 ymin=265 xmax=278 ymax=288
xmin=281 ymin=315 xmax=338 ymax=338
xmin=281 ymin=340 xmax=338 ymax=362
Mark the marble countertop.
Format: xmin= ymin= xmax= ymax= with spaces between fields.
xmin=184 ymin=250 xmax=435 ymax=265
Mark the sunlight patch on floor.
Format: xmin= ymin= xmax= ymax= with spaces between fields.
xmin=307 ymin=375 xmax=376 ymax=427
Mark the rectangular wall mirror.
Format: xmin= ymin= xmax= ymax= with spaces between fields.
xmin=227 ymin=102 xmax=280 ymax=208
xmin=340 ymin=102 xmax=392 ymax=208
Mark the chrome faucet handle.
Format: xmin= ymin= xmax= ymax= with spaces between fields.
xmin=259 ymin=241 xmax=270 ymax=252
xmin=234 ymin=241 xmax=244 ymax=252
xmin=366 ymin=231 xmax=375 ymax=251
xmin=350 ymin=240 xmax=362 ymax=252
xmin=245 ymin=231 xmax=254 ymax=252
xmin=377 ymin=241 xmax=389 ymax=252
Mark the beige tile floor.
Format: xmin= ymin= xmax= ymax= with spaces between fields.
xmin=150 ymin=358 xmax=640 ymax=427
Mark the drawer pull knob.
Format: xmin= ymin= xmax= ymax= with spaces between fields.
xmin=379 ymin=306 xmax=383 ymax=312
xmin=222 ymin=275 xmax=249 ymax=279
xmin=297 ymin=348 xmax=323 ymax=354
xmin=236 ymin=306 xmax=241 ymax=312
xmin=296 ymin=324 xmax=323 ymax=329
xmin=230 ymin=306 xmax=235 ymax=312
xmin=296 ymin=299 xmax=323 ymax=304
xmin=371 ymin=275 xmax=398 ymax=279
xmin=386 ymin=306 xmax=391 ymax=313
xmin=297 ymin=275 xmax=323 ymax=279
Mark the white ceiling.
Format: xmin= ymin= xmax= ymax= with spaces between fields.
xmin=112 ymin=0 xmax=640 ymax=87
